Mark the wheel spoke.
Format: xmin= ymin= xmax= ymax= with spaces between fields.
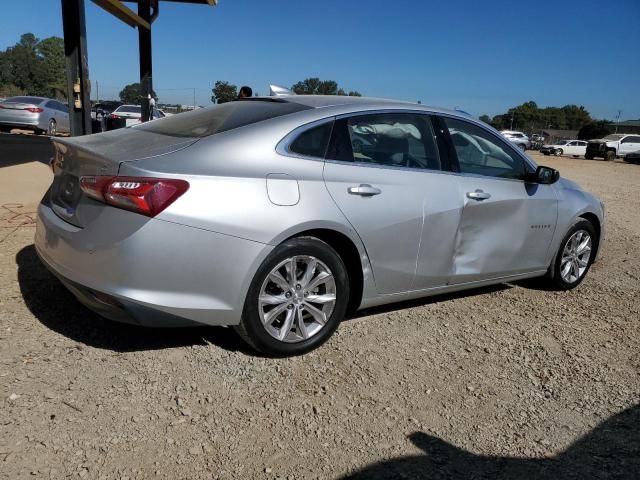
xmin=304 ymin=302 xmax=327 ymax=325
xmin=296 ymin=307 xmax=309 ymax=339
xmin=269 ymin=271 xmax=289 ymax=291
xmin=278 ymin=308 xmax=295 ymax=340
xmin=306 ymin=293 xmax=336 ymax=305
xmin=300 ymin=258 xmax=317 ymax=288
xmin=577 ymin=257 xmax=589 ymax=268
xmin=263 ymin=302 xmax=289 ymax=326
xmin=577 ymin=238 xmax=591 ymax=254
xmin=307 ymin=271 xmax=332 ymax=292
xmin=285 ymin=256 xmax=297 ymax=286
xmin=259 ymin=294 xmax=288 ymax=306
xmin=561 ymin=260 xmax=572 ymax=279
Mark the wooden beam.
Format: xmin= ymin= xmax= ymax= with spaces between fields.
xmin=91 ymin=0 xmax=150 ymax=29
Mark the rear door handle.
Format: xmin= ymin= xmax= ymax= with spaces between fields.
xmin=466 ymin=190 xmax=491 ymax=201
xmin=348 ymin=184 xmax=381 ymax=196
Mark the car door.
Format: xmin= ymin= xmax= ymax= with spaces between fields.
xmin=438 ymin=115 xmax=558 ymax=284
xmin=566 ymin=141 xmax=578 ymax=155
xmin=620 ymin=136 xmax=640 ymax=156
xmin=323 ymin=112 xmax=461 ymax=294
xmin=575 ymin=141 xmax=587 ymax=156
xmin=57 ymin=101 xmax=70 ymax=132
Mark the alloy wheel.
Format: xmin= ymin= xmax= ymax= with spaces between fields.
xmin=258 ymin=255 xmax=336 ymax=343
xmin=560 ymin=230 xmax=592 ymax=284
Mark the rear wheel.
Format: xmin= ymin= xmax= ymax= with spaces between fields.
xmin=555 ymin=148 xmax=563 ymax=156
xmin=518 ymin=144 xmax=526 ymax=152
xmin=234 ymin=237 xmax=349 ymax=356
xmin=546 ymin=219 xmax=597 ymax=290
xmin=604 ymin=150 xmax=616 ymax=161
xmin=47 ymin=119 xmax=57 ymax=136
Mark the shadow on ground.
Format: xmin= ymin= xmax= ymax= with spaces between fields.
xmin=16 ymin=244 xmax=252 ymax=354
xmin=0 ymin=133 xmax=53 ymax=167
xmin=340 ymin=404 xmax=639 ymax=479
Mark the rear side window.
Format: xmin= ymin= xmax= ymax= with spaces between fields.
xmin=118 ymin=106 xmax=141 ymax=113
xmin=288 ymin=122 xmax=333 ymax=158
xmin=137 ymin=100 xmax=312 ymax=138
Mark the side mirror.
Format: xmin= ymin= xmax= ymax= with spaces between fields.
xmin=526 ymin=165 xmax=559 ymax=184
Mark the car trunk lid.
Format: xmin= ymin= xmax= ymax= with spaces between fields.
xmin=49 ymin=128 xmax=197 ymax=227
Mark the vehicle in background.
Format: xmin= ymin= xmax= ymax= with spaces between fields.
xmin=623 ymin=150 xmax=640 ymax=165
xmin=529 ymin=133 xmax=545 ymax=150
xmin=36 ymin=95 xmax=605 ymax=356
xmin=105 ymin=104 xmax=164 ymax=131
xmin=540 ymin=140 xmax=588 ymax=157
xmin=0 ymin=96 xmax=70 ymax=135
xmin=157 ymin=109 xmax=174 ymax=117
xmin=586 ymin=134 xmax=640 ymax=161
xmin=500 ymin=130 xmax=531 ymax=151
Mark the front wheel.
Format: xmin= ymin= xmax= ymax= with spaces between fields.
xmin=234 ymin=237 xmax=349 ymax=356
xmin=519 ymin=144 xmax=526 ymax=152
xmin=604 ymin=150 xmax=616 ymax=161
xmin=585 ymin=153 xmax=594 ymax=160
xmin=555 ymin=148 xmax=563 ymax=156
xmin=546 ymin=219 xmax=597 ymax=290
xmin=47 ymin=119 xmax=57 ymax=136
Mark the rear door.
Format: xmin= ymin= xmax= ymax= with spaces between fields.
xmin=323 ymin=111 xmax=461 ymax=294
xmin=438 ymin=116 xmax=558 ymax=283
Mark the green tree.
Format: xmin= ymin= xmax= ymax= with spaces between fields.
xmin=119 ymin=82 xmax=157 ymax=104
xmin=211 ymin=80 xmax=237 ymax=104
xmin=578 ymin=121 xmax=613 ymax=140
xmin=291 ymin=77 xmax=361 ymax=96
xmin=490 ymin=100 xmax=593 ymax=132
xmin=479 ymin=114 xmax=492 ymax=124
xmin=0 ymin=33 xmax=67 ymax=99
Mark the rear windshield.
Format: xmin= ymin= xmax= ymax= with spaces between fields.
xmin=603 ymin=134 xmax=624 ymax=140
xmin=137 ymin=99 xmax=311 ymax=138
xmin=117 ymin=105 xmax=141 ymax=113
xmin=5 ymin=96 xmax=44 ymax=104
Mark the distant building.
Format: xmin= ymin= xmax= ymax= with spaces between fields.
xmin=541 ymin=129 xmax=579 ymax=144
xmin=614 ymin=120 xmax=640 ymax=134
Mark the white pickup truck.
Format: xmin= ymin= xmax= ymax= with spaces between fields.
xmin=585 ymin=134 xmax=640 ymax=160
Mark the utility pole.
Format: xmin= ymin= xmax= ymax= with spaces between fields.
xmin=510 ymin=112 xmax=514 ymax=130
xmin=615 ymin=110 xmax=622 ymax=133
xmin=96 ymin=80 xmax=99 ymax=102
xmin=138 ymin=0 xmax=152 ymax=122
xmin=193 ymin=88 xmax=196 ymax=110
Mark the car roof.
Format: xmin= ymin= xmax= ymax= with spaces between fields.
xmin=249 ymin=95 xmax=470 ymax=119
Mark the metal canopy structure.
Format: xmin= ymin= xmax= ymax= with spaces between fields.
xmin=61 ymin=0 xmax=217 ymax=136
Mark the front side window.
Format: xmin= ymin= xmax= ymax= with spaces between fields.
xmin=622 ymin=136 xmax=640 ymax=143
xmin=328 ymin=113 xmax=440 ymax=170
xmin=288 ymin=121 xmax=333 ymax=158
xmin=443 ymin=117 xmax=524 ymax=180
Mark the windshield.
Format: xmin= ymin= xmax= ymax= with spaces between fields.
xmin=554 ymin=140 xmax=568 ymax=145
xmin=603 ymin=134 xmax=624 ymax=140
xmin=137 ymin=99 xmax=311 ymax=138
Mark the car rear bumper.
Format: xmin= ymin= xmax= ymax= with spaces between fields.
xmin=35 ymin=200 xmax=272 ymax=327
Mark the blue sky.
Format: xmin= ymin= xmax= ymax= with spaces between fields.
xmin=2 ymin=0 xmax=639 ymax=120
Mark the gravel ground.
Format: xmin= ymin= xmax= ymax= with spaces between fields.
xmin=1 ymin=153 xmax=638 ymax=479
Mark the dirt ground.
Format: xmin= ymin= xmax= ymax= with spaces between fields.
xmin=1 ymin=152 xmax=638 ymax=479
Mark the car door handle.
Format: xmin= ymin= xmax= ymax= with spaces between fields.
xmin=348 ymin=184 xmax=381 ymax=196
xmin=466 ymin=190 xmax=491 ymax=201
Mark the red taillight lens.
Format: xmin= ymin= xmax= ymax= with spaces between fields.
xmin=109 ymin=113 xmax=120 ymax=119
xmin=79 ymin=176 xmax=189 ymax=217
xmin=26 ymin=107 xmax=44 ymax=113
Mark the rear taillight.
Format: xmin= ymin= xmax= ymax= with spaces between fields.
xmin=26 ymin=107 xmax=44 ymax=113
xmin=109 ymin=113 xmax=120 ymax=119
xmin=79 ymin=176 xmax=189 ymax=217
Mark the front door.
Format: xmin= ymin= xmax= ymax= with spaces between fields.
xmin=439 ymin=116 xmax=558 ymax=284
xmin=620 ymin=135 xmax=640 ymax=156
xmin=323 ymin=112 xmax=460 ymax=294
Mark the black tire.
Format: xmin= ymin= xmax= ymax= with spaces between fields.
xmin=234 ymin=236 xmax=349 ymax=356
xmin=519 ymin=144 xmax=526 ymax=152
xmin=585 ymin=153 xmax=594 ymax=160
xmin=0 ymin=125 xmax=12 ymax=133
xmin=545 ymin=219 xmax=597 ymax=291
xmin=604 ymin=150 xmax=616 ymax=161
xmin=555 ymin=148 xmax=563 ymax=156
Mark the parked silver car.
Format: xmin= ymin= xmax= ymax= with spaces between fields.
xmin=500 ymin=130 xmax=531 ymax=151
xmin=0 ymin=96 xmax=70 ymax=135
xmin=35 ymin=96 xmax=605 ymax=355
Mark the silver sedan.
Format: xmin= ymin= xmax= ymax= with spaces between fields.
xmin=0 ymin=96 xmax=70 ymax=135
xmin=35 ymin=95 xmax=605 ymax=355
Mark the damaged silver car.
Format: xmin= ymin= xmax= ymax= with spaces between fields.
xmin=36 ymin=94 xmax=605 ymax=355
